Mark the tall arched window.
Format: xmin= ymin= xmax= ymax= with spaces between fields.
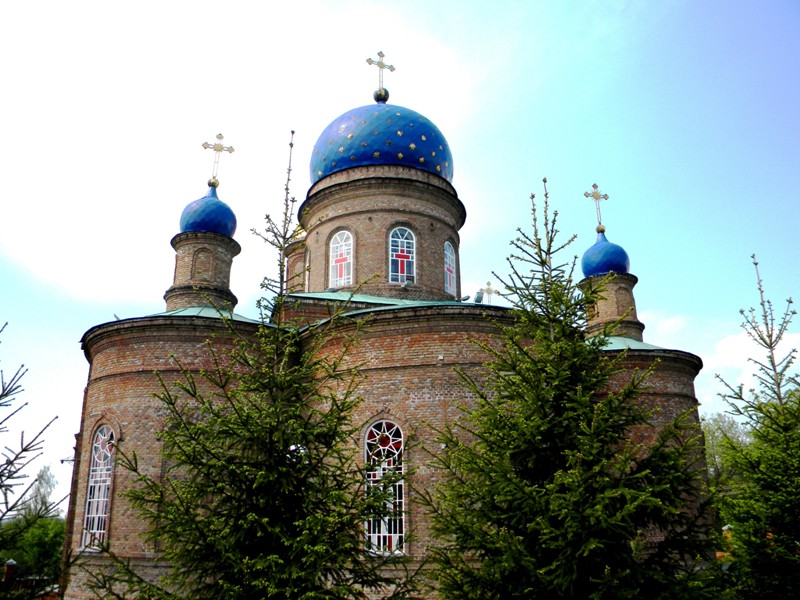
xmin=304 ymin=249 xmax=310 ymax=293
xmin=444 ymin=241 xmax=456 ymax=296
xmin=82 ymin=424 xmax=115 ymax=548
xmin=389 ymin=227 xmax=415 ymax=284
xmin=365 ymin=420 xmax=404 ymax=553
xmin=329 ymin=230 xmax=353 ymax=288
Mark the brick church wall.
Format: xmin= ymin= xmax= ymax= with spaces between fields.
xmin=308 ymin=304 xmax=508 ymax=558
xmin=62 ymin=317 xmax=257 ymax=599
xmin=300 ymin=166 xmax=466 ymax=300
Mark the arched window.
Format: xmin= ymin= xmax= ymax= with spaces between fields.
xmin=389 ymin=228 xmax=415 ymax=284
xmin=191 ymin=248 xmax=213 ymax=282
xmin=82 ymin=424 xmax=115 ymax=548
xmin=365 ymin=420 xmax=404 ymax=553
xmin=304 ymin=249 xmax=310 ymax=293
xmin=329 ymin=230 xmax=353 ymax=288
xmin=444 ymin=241 xmax=457 ymax=296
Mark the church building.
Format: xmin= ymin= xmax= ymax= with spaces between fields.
xmin=61 ymin=55 xmax=704 ymax=598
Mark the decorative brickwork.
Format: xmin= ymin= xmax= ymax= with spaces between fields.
xmin=298 ymin=165 xmax=465 ymax=300
xmin=164 ymin=231 xmax=241 ymax=311
xmin=581 ymin=272 xmax=645 ymax=340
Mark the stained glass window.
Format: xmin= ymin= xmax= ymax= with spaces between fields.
xmin=82 ymin=424 xmax=115 ymax=548
xmin=444 ymin=241 xmax=456 ymax=296
xmin=365 ymin=420 xmax=404 ymax=553
xmin=329 ymin=230 xmax=353 ymax=288
xmin=389 ymin=228 xmax=415 ymax=283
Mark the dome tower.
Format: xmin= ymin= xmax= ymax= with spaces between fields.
xmin=165 ymin=134 xmax=240 ymax=311
xmin=579 ymin=183 xmax=644 ymax=341
xmin=164 ymin=179 xmax=240 ymax=311
xmin=287 ymin=56 xmax=465 ymax=301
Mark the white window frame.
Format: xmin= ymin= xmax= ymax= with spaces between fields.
xmin=365 ymin=420 xmax=404 ymax=554
xmin=389 ymin=227 xmax=415 ymax=284
xmin=81 ymin=424 xmax=115 ymax=549
xmin=444 ymin=241 xmax=456 ymax=296
xmin=329 ymin=230 xmax=353 ymax=288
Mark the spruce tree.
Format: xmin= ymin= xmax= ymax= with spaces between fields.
xmin=1 ymin=327 xmax=61 ymax=599
xmin=83 ymin=137 xmax=413 ymax=599
xmin=717 ymin=256 xmax=800 ymax=598
xmin=425 ymin=185 xmax=713 ymax=599
xmin=0 ymin=325 xmax=58 ymax=526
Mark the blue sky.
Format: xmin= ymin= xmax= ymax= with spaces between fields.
xmin=1 ymin=0 xmax=798 ymax=504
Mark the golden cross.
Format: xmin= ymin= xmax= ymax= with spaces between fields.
xmin=366 ymin=51 xmax=395 ymax=90
xmin=202 ymin=133 xmax=235 ymax=183
xmin=583 ymin=183 xmax=609 ymax=227
xmin=479 ymin=281 xmax=496 ymax=305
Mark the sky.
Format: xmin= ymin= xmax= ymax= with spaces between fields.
xmin=1 ymin=0 xmax=798 ymax=506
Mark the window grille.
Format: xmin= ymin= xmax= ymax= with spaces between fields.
xmin=365 ymin=420 xmax=404 ymax=553
xmin=329 ymin=230 xmax=353 ymax=288
xmin=81 ymin=424 xmax=115 ymax=548
xmin=389 ymin=228 xmax=415 ymax=283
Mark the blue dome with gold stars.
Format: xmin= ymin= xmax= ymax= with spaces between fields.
xmin=581 ymin=229 xmax=630 ymax=278
xmin=180 ymin=185 xmax=237 ymax=238
xmin=310 ymin=103 xmax=453 ymax=184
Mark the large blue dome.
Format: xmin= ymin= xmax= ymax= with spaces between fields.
xmin=310 ymin=103 xmax=453 ymax=184
xmin=582 ymin=230 xmax=630 ymax=278
xmin=179 ymin=185 xmax=237 ymax=238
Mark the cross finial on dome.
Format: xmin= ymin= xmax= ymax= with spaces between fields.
xmin=202 ymin=133 xmax=235 ymax=187
xmin=584 ymin=183 xmax=609 ymax=232
xmin=366 ymin=51 xmax=395 ymax=103
xmin=479 ymin=281 xmax=496 ymax=305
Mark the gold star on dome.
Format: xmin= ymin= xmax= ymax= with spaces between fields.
xmin=409 ymin=143 xmax=416 ymax=150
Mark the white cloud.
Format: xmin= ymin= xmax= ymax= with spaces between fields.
xmin=0 ymin=1 xmax=486 ymax=306
xmin=635 ymin=309 xmax=800 ymax=416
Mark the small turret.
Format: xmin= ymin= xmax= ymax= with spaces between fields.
xmin=579 ymin=184 xmax=644 ymax=341
xmin=164 ymin=134 xmax=240 ymax=311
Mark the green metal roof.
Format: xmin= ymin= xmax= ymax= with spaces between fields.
xmin=601 ymin=336 xmax=667 ymax=351
xmin=287 ymin=291 xmax=471 ymax=308
xmin=148 ymin=305 xmax=261 ymax=324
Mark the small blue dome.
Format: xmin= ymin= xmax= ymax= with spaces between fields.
xmin=310 ymin=103 xmax=453 ymax=184
xmin=581 ymin=230 xmax=630 ymax=278
xmin=179 ymin=186 xmax=237 ymax=237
